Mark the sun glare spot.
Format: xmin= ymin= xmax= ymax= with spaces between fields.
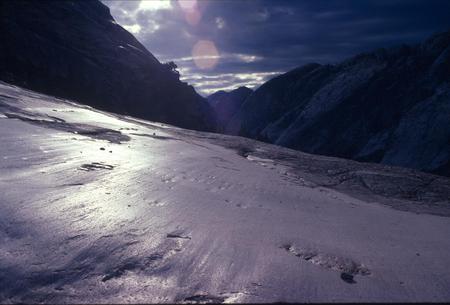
xmin=192 ymin=40 xmax=219 ymax=70
xmin=138 ymin=0 xmax=172 ymax=11
xmin=178 ymin=0 xmax=197 ymax=11
xmin=123 ymin=24 xmax=142 ymax=34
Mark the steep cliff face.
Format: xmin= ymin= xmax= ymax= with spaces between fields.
xmin=207 ymin=86 xmax=252 ymax=131
xmin=0 ymin=0 xmax=216 ymax=131
xmin=228 ymin=31 xmax=450 ymax=176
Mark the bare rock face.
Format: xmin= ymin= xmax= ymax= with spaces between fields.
xmin=227 ymin=31 xmax=450 ymax=176
xmin=0 ymin=0 xmax=216 ymax=132
xmin=207 ymin=86 xmax=253 ymax=132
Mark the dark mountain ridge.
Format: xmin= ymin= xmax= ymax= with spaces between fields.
xmin=227 ymin=30 xmax=450 ymax=176
xmin=207 ymin=86 xmax=253 ymax=131
xmin=0 ymin=0 xmax=216 ymax=131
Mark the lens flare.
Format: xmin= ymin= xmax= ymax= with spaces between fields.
xmin=184 ymin=9 xmax=201 ymax=25
xmin=192 ymin=40 xmax=219 ymax=70
xmin=177 ymin=0 xmax=202 ymax=25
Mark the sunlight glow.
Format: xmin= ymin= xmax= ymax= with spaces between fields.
xmin=168 ymin=53 xmax=262 ymax=65
xmin=178 ymin=0 xmax=197 ymax=11
xmin=179 ymin=71 xmax=282 ymax=95
xmin=235 ymin=54 xmax=263 ymax=63
xmin=123 ymin=24 xmax=142 ymax=34
xmin=138 ymin=0 xmax=172 ymax=11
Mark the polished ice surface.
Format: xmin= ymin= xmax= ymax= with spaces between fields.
xmin=1 ymin=82 xmax=450 ymax=303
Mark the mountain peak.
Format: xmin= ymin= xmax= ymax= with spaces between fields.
xmin=227 ymin=30 xmax=450 ymax=177
xmin=207 ymin=86 xmax=253 ymax=131
xmin=0 ymin=0 xmax=216 ymax=132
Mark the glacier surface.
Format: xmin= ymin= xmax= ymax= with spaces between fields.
xmin=1 ymin=82 xmax=450 ymax=303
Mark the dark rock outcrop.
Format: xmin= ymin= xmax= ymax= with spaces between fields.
xmin=227 ymin=31 xmax=450 ymax=176
xmin=0 ymin=0 xmax=216 ymax=131
xmin=207 ymin=86 xmax=252 ymax=131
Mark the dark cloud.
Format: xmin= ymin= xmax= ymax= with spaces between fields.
xmin=104 ymin=0 xmax=450 ymax=95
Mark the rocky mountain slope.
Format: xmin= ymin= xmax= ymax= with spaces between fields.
xmin=1 ymin=81 xmax=450 ymax=303
xmin=207 ymin=86 xmax=253 ymax=131
xmin=227 ymin=31 xmax=450 ymax=177
xmin=0 ymin=0 xmax=216 ymax=131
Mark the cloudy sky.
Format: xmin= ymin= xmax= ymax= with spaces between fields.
xmin=104 ymin=0 xmax=450 ymax=96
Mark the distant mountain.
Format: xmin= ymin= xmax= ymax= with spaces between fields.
xmin=227 ymin=31 xmax=450 ymax=177
xmin=207 ymin=86 xmax=252 ymax=131
xmin=0 ymin=0 xmax=216 ymax=132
